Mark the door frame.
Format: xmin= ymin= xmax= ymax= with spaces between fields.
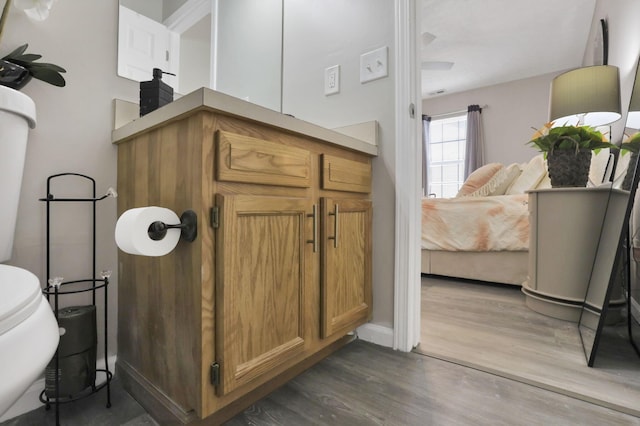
xmin=393 ymin=0 xmax=422 ymax=352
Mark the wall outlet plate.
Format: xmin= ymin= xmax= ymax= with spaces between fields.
xmin=360 ymin=46 xmax=388 ymax=84
xmin=324 ymin=65 xmax=340 ymax=95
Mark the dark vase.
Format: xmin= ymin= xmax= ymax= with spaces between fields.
xmin=547 ymin=148 xmax=592 ymax=188
xmin=0 ymin=60 xmax=32 ymax=90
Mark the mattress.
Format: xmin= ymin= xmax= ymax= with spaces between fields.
xmin=422 ymin=194 xmax=530 ymax=251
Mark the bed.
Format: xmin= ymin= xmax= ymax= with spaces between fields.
xmin=421 ymin=150 xmax=624 ymax=285
xmin=421 ymin=193 xmax=530 ymax=285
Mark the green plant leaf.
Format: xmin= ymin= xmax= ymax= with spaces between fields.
xmin=11 ymin=53 xmax=42 ymax=62
xmin=2 ymin=44 xmax=29 ymax=59
xmin=26 ymin=62 xmax=66 ymax=73
xmin=527 ymin=125 xmax=616 ymax=153
xmin=1 ymin=43 xmax=66 ymax=88
xmin=28 ymin=67 xmax=66 ymax=87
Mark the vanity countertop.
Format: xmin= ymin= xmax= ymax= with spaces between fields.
xmin=111 ymin=88 xmax=378 ymax=156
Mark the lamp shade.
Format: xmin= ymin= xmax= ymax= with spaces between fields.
xmin=549 ymin=65 xmax=621 ymax=127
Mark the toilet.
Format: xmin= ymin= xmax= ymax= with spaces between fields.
xmin=0 ymin=86 xmax=60 ymax=416
xmin=0 ymin=266 xmax=59 ymax=415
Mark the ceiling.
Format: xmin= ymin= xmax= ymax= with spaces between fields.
xmin=420 ymin=0 xmax=598 ymax=98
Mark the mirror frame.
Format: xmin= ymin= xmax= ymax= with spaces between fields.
xmin=579 ymin=57 xmax=640 ymax=366
xmin=579 ymin=157 xmax=640 ymax=365
xmin=630 ymin=219 xmax=640 ymax=355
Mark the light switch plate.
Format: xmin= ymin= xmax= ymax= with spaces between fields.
xmin=324 ymin=65 xmax=340 ymax=95
xmin=360 ymin=46 xmax=388 ymax=83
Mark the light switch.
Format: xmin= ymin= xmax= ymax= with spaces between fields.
xmin=324 ymin=65 xmax=340 ymax=95
xmin=360 ymin=46 xmax=388 ymax=84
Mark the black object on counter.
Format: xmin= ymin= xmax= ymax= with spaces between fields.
xmin=139 ymin=68 xmax=175 ymax=116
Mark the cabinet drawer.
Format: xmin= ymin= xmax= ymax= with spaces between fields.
xmin=216 ymin=130 xmax=312 ymax=188
xmin=321 ymin=154 xmax=371 ymax=193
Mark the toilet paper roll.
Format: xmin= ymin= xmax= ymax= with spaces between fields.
xmin=57 ymin=305 xmax=96 ymax=357
xmin=115 ymin=206 xmax=181 ymax=256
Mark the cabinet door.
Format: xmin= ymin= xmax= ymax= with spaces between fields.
xmin=215 ymin=194 xmax=312 ymax=395
xmin=321 ymin=198 xmax=372 ymax=338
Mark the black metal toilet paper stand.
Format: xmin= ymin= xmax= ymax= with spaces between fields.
xmin=38 ymin=173 xmax=115 ymax=426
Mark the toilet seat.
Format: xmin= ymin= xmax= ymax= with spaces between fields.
xmin=0 ymin=265 xmax=43 ymax=336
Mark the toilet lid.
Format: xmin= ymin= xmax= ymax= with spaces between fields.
xmin=0 ymin=265 xmax=43 ymax=335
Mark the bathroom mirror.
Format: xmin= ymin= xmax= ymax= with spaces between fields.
xmin=117 ymin=0 xmax=283 ymax=111
xmin=629 ymin=157 xmax=640 ymax=359
xmin=578 ymin=58 xmax=640 ymax=366
xmin=628 ymin=64 xmax=640 ymax=358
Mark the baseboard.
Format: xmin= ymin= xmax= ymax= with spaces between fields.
xmin=118 ymin=335 xmax=355 ymax=425
xmin=116 ymin=359 xmax=198 ymax=425
xmin=356 ymin=323 xmax=394 ymax=348
xmin=0 ymin=355 xmax=117 ymax=422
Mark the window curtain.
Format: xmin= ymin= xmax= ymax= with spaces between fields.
xmin=422 ymin=114 xmax=431 ymax=196
xmin=464 ymin=105 xmax=485 ymax=179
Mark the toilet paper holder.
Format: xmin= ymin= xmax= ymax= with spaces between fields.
xmin=147 ymin=210 xmax=198 ymax=243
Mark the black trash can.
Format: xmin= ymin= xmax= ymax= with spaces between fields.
xmin=45 ymin=305 xmax=97 ymax=398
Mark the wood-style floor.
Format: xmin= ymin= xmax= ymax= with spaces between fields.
xmin=417 ymin=275 xmax=640 ymax=418
xmin=5 ymin=278 xmax=640 ymax=425
xmin=6 ymin=343 xmax=640 ymax=425
xmin=228 ymin=339 xmax=640 ymax=425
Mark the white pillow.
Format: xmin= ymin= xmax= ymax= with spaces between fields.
xmin=466 ymin=163 xmax=522 ymax=197
xmin=456 ymin=163 xmax=504 ymax=197
xmin=506 ymin=155 xmax=547 ymax=194
xmin=535 ymin=173 xmax=552 ymax=189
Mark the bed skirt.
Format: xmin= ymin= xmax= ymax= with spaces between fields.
xmin=421 ymin=250 xmax=528 ymax=286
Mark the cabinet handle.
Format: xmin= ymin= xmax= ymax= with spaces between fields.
xmin=328 ymin=204 xmax=339 ymax=248
xmin=307 ymin=204 xmax=318 ymax=253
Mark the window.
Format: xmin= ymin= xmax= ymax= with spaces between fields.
xmin=427 ymin=114 xmax=466 ymax=198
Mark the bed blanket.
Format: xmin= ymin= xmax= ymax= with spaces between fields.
xmin=422 ymin=194 xmax=529 ymax=251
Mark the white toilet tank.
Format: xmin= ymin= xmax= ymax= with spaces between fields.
xmin=0 ymin=86 xmax=36 ymax=262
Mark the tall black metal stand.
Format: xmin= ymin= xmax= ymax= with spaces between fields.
xmin=38 ymin=173 xmax=113 ymax=426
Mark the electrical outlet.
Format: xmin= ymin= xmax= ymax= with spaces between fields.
xmin=324 ymin=65 xmax=340 ymax=95
xmin=360 ymin=46 xmax=388 ymax=83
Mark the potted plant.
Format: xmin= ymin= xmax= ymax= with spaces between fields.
xmin=528 ymin=122 xmax=618 ymax=187
xmin=0 ymin=0 xmax=65 ymax=89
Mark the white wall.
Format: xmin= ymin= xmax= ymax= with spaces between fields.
xmin=422 ymin=72 xmax=558 ymax=165
xmin=2 ymin=0 xmax=137 ymax=381
xmin=283 ymin=0 xmax=396 ymax=329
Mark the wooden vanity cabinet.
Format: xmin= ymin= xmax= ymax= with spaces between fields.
xmin=115 ymin=109 xmax=373 ymax=424
xmin=319 ymin=155 xmax=373 ymax=339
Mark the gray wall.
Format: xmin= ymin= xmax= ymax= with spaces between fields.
xmin=283 ymin=0 xmax=396 ymax=329
xmin=422 ymin=72 xmax=557 ymax=165
xmin=2 ymin=1 xmax=130 ymax=361
xmin=423 ymin=0 xmax=640 ymax=167
xmin=215 ymin=0 xmax=283 ymax=111
xmin=583 ymin=0 xmax=640 ymax=142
